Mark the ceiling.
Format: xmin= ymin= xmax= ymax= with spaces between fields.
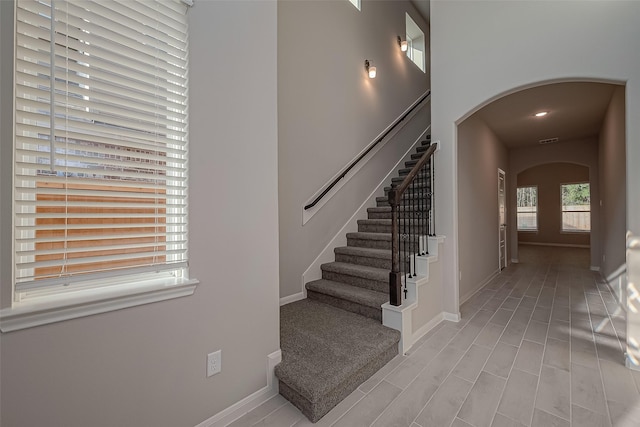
xmin=472 ymin=82 xmax=618 ymax=149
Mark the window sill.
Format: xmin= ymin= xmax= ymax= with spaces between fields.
xmin=0 ymin=277 xmax=199 ymax=332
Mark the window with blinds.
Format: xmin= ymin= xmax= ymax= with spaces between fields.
xmin=13 ymin=0 xmax=190 ymax=299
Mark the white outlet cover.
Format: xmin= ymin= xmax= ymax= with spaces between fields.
xmin=207 ymin=350 xmax=222 ymax=377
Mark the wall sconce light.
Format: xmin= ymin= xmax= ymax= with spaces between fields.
xmin=365 ymin=60 xmax=376 ymax=78
xmin=397 ymin=36 xmax=408 ymax=52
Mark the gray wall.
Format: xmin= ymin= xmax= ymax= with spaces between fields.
xmin=598 ymin=86 xmax=627 ymax=278
xmin=509 ymin=138 xmax=600 ymax=267
xmin=278 ymin=0 xmax=430 ymax=299
xmin=517 ymin=163 xmax=591 ymax=247
xmin=431 ymin=0 xmax=639 ymax=314
xmin=0 ymin=1 xmax=280 ymax=426
xmin=457 ymin=115 xmax=508 ymax=303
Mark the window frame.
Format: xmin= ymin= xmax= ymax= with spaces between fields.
xmin=1 ymin=0 xmax=198 ymax=332
xmin=560 ymin=182 xmax=591 ymax=233
xmin=405 ymin=13 xmax=426 ymax=73
xmin=516 ymin=185 xmax=538 ymax=232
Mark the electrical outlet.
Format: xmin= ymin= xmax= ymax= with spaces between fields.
xmin=207 ymin=350 xmax=222 ymax=377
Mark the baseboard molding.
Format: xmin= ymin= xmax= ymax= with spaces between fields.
xmin=519 ymin=242 xmax=590 ymax=249
xmin=606 ymin=263 xmax=627 ymax=283
xmin=459 ymin=269 xmax=500 ymax=305
xmin=590 ymin=266 xmax=600 ymax=272
xmin=511 ymin=258 xmax=519 ymax=264
xmin=280 ymin=292 xmax=305 ymax=307
xmin=443 ymin=311 xmax=461 ymax=322
xmin=410 ymin=313 xmax=444 ymax=349
xmin=196 ymin=350 xmax=282 ymax=427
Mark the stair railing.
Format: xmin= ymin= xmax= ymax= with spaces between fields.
xmin=387 ymin=141 xmax=437 ymax=306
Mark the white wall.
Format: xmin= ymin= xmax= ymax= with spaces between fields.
xmin=509 ymin=138 xmax=600 ymax=267
xmin=278 ymin=0 xmax=430 ymax=298
xmin=430 ymin=0 xmax=640 ymax=313
xmin=599 ymin=86 xmax=627 ymax=279
xmin=457 ymin=116 xmax=508 ymax=303
xmin=0 ymin=1 xmax=280 ymax=426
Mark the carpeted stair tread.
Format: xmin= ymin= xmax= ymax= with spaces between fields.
xmin=306 ymin=279 xmax=389 ymax=309
xmin=346 ymin=231 xmax=392 ymax=242
xmin=275 ymin=299 xmax=400 ymax=421
xmin=334 ymin=245 xmax=392 ymax=259
xmin=321 ymin=261 xmax=388 ymax=282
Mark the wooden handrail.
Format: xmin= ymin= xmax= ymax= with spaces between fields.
xmin=388 ymin=143 xmax=437 ymax=205
xmin=304 ymin=91 xmax=431 ymax=211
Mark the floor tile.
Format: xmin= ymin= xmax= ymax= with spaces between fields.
xmin=524 ymin=320 xmax=548 ymax=344
xmin=499 ymin=318 xmax=528 ymax=347
xmin=359 ymin=355 xmax=405 ymax=393
xmin=535 ymin=365 xmax=570 ymax=420
xmin=531 ymin=306 xmax=551 ymax=323
xmin=485 ymin=342 xmax=518 ymax=378
xmin=228 ymin=395 xmax=288 ymax=427
xmin=452 ymin=344 xmax=492 ymax=382
xmin=475 ymin=322 xmax=506 ymax=349
xmin=513 ymin=339 xmax=544 ymax=375
xmin=253 ymin=402 xmax=302 ymax=427
xmin=599 ymin=359 xmax=640 ymax=405
xmin=543 ymin=337 xmax=570 ymax=371
xmin=386 ymin=358 xmax=426 ymax=390
xmin=492 ymin=413 xmax=527 ymax=427
xmin=606 ymin=398 xmax=640 ymax=427
xmin=370 ymin=374 xmax=439 ymax=427
xmin=414 ymin=374 xmax=473 ymax=427
xmin=531 ymin=408 xmax=569 ymax=427
xmin=570 ymin=363 xmax=607 ymax=415
xmin=571 ymin=404 xmax=609 ymax=427
xmin=497 ymin=368 xmax=538 ymax=425
xmin=452 ymin=418 xmax=475 ymax=427
xmin=457 ymin=371 xmax=506 ymax=427
xmin=333 ymin=380 xmax=402 ymax=427
xmin=547 ymin=319 xmax=571 ymax=342
xmin=490 ymin=309 xmax=515 ymax=326
xmin=501 ymin=297 xmax=521 ymax=310
xmin=420 ymin=344 xmax=466 ymax=385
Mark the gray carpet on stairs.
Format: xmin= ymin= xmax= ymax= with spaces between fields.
xmin=275 ymin=299 xmax=400 ymax=423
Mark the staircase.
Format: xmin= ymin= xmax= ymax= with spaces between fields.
xmin=275 ymin=136 xmax=433 ymax=423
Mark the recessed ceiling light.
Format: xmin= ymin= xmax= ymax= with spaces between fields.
xmin=535 ymin=111 xmax=549 ymax=117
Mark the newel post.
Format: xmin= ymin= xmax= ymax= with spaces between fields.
xmin=388 ymin=188 xmax=401 ymax=306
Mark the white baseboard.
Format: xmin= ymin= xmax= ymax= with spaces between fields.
xmin=410 ymin=313 xmax=444 ymax=349
xmin=511 ymin=258 xmax=519 ymax=264
xmin=590 ymin=266 xmax=601 ymax=272
xmin=443 ymin=311 xmax=461 ymax=322
xmin=196 ymin=350 xmax=282 ymax=427
xmin=280 ymin=292 xmax=305 ymax=307
xmin=606 ymin=263 xmax=627 ymax=283
xmin=459 ymin=269 xmax=500 ymax=305
xmin=519 ymin=242 xmax=590 ymax=249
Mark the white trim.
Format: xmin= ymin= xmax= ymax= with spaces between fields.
xmin=519 ymin=242 xmax=590 ymax=249
xmin=302 ymin=92 xmax=430 ymax=225
xmin=411 ymin=313 xmax=445 ymax=345
xmin=0 ymin=277 xmax=199 ymax=332
xmin=511 ymin=258 xmax=519 ymax=264
xmin=459 ymin=268 xmax=500 ymax=305
xmin=443 ymin=312 xmax=461 ymax=322
xmin=279 ymin=292 xmax=305 ymax=307
xmin=300 ymin=126 xmax=432 ymax=295
xmin=606 ymin=263 xmax=627 ymax=283
xmin=196 ymin=351 xmax=282 ymax=427
xmin=590 ymin=266 xmax=601 ymax=272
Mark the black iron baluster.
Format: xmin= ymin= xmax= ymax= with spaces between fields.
xmin=431 ymin=148 xmax=435 ymax=237
xmin=411 ymin=173 xmax=417 ymax=277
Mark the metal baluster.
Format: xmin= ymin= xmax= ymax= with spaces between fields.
xmin=421 ymin=161 xmax=427 ymax=255
xmin=411 ymin=173 xmax=417 ymax=277
xmin=431 ymin=148 xmax=435 ymax=237
xmin=389 ymin=188 xmax=401 ymax=306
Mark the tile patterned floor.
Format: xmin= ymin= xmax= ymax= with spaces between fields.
xmin=228 ymin=247 xmax=640 ymax=427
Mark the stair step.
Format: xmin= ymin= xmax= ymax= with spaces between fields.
xmin=275 ymin=299 xmax=400 ymax=422
xmin=358 ymin=218 xmax=429 ymax=234
xmin=306 ymin=279 xmax=388 ymax=321
xmin=367 ymin=206 xmax=429 ymax=220
xmin=416 ymin=145 xmax=429 ymax=153
xmin=376 ymin=193 xmax=431 ymax=207
xmin=347 ymin=231 xmax=419 ymax=251
xmin=321 ymin=261 xmax=388 ymax=293
xmin=334 ymin=246 xmax=411 ymax=270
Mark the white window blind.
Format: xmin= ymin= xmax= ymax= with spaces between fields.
xmin=14 ymin=0 xmax=189 ymax=296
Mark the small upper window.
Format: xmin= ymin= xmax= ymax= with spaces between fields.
xmin=517 ymin=186 xmax=538 ymax=231
xmin=561 ymin=183 xmax=591 ymax=232
xmin=348 ymin=0 xmax=361 ymax=10
xmin=405 ymin=13 xmax=425 ymax=72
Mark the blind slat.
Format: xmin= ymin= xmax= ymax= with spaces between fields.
xmin=14 ymin=0 xmax=189 ymax=294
